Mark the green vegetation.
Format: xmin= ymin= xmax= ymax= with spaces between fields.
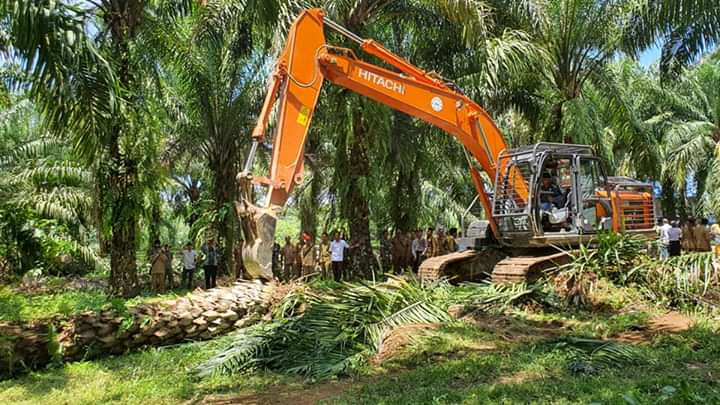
xmin=2 ymin=0 xmax=720 ymax=403
xmin=2 ymin=299 xmax=719 ymax=404
xmin=195 ymin=277 xmax=452 ymax=379
xmin=331 ymin=321 xmax=720 ymax=405
xmin=2 ymin=0 xmax=719 ymax=291
xmin=0 ymin=337 xmax=298 ymax=405
xmin=0 ymin=285 xmax=189 ymax=322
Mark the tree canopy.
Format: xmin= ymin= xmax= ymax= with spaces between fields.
xmin=1 ymin=0 xmax=719 ymax=292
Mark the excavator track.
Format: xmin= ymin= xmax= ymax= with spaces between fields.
xmin=419 ymin=248 xmax=571 ymax=284
xmin=419 ymin=250 xmax=488 ymax=283
xmin=490 ymin=252 xmax=571 ymax=283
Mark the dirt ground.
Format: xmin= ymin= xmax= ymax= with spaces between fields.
xmin=613 ymin=311 xmax=694 ymax=343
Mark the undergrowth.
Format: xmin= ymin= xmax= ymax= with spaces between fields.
xmin=194 ymin=275 xmax=557 ymax=380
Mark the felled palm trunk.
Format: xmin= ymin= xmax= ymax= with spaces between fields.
xmin=0 ymin=281 xmax=274 ymax=377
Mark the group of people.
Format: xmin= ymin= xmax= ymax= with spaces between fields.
xmin=274 ymin=231 xmax=353 ymax=282
xmin=379 ymin=227 xmax=459 ymax=273
xmin=273 ymin=227 xmax=460 ymax=282
xmin=656 ymin=217 xmax=716 ymax=258
xmin=148 ymin=238 xmax=222 ymax=292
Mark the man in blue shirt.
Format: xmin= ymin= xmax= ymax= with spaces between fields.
xmin=539 ymin=172 xmax=563 ymax=211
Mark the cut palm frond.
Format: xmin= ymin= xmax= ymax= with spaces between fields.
xmin=554 ymin=337 xmax=649 ymax=374
xmin=195 ymin=276 xmax=450 ymax=380
xmin=629 ymin=252 xmax=720 ymax=308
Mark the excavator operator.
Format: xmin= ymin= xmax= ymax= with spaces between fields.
xmin=539 ymin=172 xmax=564 ymax=211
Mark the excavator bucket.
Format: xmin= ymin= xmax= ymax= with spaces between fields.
xmin=241 ymin=210 xmax=276 ymax=281
xmin=236 ymin=177 xmax=275 ymax=281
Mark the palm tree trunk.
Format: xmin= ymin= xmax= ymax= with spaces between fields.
xmin=548 ymin=101 xmax=566 ymax=143
xmin=390 ymin=165 xmax=416 ymax=232
xmin=299 ymin=143 xmax=322 ymax=237
xmin=299 ymin=170 xmax=321 ymax=237
xmin=660 ymin=178 xmax=677 ymax=219
xmin=149 ymin=200 xmax=162 ymax=244
xmin=107 ymin=130 xmax=139 ymax=297
xmin=107 ymin=19 xmax=140 ymax=297
xmin=210 ymin=156 xmax=239 ymax=277
xmin=347 ymin=111 xmax=375 ymax=278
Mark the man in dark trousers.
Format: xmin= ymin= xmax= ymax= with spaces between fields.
xmin=201 ymin=238 xmax=219 ymax=289
xmin=330 ymin=231 xmax=349 ymax=281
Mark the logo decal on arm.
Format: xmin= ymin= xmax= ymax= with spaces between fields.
xmin=358 ymin=68 xmax=406 ymax=95
xmin=297 ymin=105 xmax=311 ymax=126
xmin=431 ymin=97 xmax=444 ymax=112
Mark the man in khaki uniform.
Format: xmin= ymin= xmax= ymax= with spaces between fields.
xmin=319 ymin=232 xmax=331 ymax=278
xmin=402 ymin=231 xmax=414 ymax=270
xmin=282 ymin=236 xmax=297 ymax=281
xmin=681 ymin=218 xmax=697 ymax=252
xmin=447 ymin=227 xmax=459 ymax=253
xmin=711 ymin=223 xmax=720 ymax=257
xmin=423 ymin=227 xmax=436 ymax=259
xmin=301 ymin=232 xmax=316 ymax=277
xmin=150 ymin=241 xmax=168 ymax=293
xmin=694 ymin=218 xmax=712 ymax=252
xmin=295 ymin=236 xmax=304 ymax=279
xmin=433 ymin=228 xmax=448 ymax=257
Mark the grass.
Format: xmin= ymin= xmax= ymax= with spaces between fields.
xmin=0 ymin=336 xmax=302 ymax=405
xmin=2 ymin=273 xmax=720 ymax=404
xmin=327 ymin=321 xmax=720 ymax=404
xmin=2 ymin=306 xmax=719 ymax=404
xmin=0 ymin=285 xmax=194 ymax=322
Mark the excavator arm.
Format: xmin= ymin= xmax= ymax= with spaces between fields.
xmin=238 ymin=8 xmax=523 ymax=278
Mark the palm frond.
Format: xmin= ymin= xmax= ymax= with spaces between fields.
xmin=629 ymin=253 xmax=720 ymax=308
xmin=195 ymin=276 xmax=451 ymax=380
xmin=555 ymin=336 xmax=648 ymax=374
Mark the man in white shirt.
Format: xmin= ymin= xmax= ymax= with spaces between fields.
xmin=181 ymin=242 xmax=198 ymax=289
xmin=668 ymin=220 xmax=683 ymax=257
xmin=659 ymin=219 xmax=672 ymax=259
xmin=411 ymin=230 xmax=426 ymax=273
xmin=330 ymin=232 xmax=350 ymax=281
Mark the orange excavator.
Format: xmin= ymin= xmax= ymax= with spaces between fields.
xmin=237 ymin=8 xmax=656 ymax=282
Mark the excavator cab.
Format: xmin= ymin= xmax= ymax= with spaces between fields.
xmin=492 ymin=142 xmax=656 ymax=248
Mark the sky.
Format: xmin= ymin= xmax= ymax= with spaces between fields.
xmin=639 ymin=44 xmax=662 ymax=67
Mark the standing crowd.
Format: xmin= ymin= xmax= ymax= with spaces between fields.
xmin=143 ymin=216 xmax=720 ymax=292
xmin=147 ymin=237 xmax=244 ymax=292
xmin=273 ymin=227 xmax=460 ymax=282
xmin=656 ymin=217 xmax=720 ymax=258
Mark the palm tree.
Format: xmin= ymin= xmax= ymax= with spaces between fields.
xmin=439 ymin=0 xmax=718 ymax=145
xmin=596 ymin=57 xmax=720 ymax=218
xmin=1 ymin=0 xmax=188 ymax=296
xmin=0 ymin=94 xmax=99 ymax=274
xmin=623 ymin=0 xmax=720 ymax=80
xmin=149 ymin=0 xmax=281 ymax=274
xmin=646 ymin=60 xmax=720 ymax=217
